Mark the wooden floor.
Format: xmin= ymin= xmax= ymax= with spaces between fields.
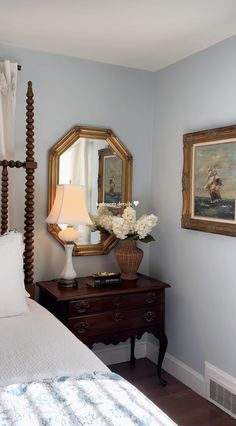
xmin=110 ymin=358 xmax=236 ymax=426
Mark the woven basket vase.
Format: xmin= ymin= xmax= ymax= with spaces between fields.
xmin=115 ymin=240 xmax=143 ymax=280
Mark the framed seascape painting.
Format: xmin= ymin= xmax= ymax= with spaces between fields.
xmin=182 ymin=124 xmax=236 ymax=236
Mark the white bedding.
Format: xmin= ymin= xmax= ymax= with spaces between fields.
xmin=0 ymin=299 xmax=177 ymax=425
xmin=0 ymin=299 xmax=109 ymax=386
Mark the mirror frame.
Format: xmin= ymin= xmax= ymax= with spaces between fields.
xmin=48 ymin=126 xmax=133 ymax=255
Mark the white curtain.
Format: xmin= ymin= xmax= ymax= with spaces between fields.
xmin=58 ymin=139 xmax=95 ymax=243
xmin=71 ymin=139 xmax=93 ymax=208
xmin=0 ymin=61 xmax=18 ymax=159
xmin=71 ymin=139 xmax=94 ymax=244
xmin=0 ymin=61 xmax=18 ymax=228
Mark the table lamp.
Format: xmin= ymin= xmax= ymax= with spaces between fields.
xmin=46 ymin=184 xmax=92 ymax=287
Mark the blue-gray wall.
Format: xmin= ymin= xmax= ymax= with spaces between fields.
xmin=0 ymin=43 xmax=155 ymax=281
xmin=151 ymin=36 xmax=236 ymax=378
xmin=1 ymin=35 xmax=236 ymax=380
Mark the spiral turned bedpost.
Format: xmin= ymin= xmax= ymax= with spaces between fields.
xmin=24 ymin=81 xmax=37 ymax=287
xmin=1 ymin=162 xmax=9 ymax=235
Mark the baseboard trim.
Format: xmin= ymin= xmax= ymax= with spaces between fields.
xmin=94 ymin=339 xmax=205 ymax=397
xmin=94 ymin=340 xmax=147 ymax=366
xmin=146 ymin=341 xmax=205 ymax=397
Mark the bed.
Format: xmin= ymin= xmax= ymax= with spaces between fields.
xmin=0 ymin=82 xmax=177 ymax=425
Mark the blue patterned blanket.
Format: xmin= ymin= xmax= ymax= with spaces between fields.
xmin=0 ymin=372 xmax=177 ymax=425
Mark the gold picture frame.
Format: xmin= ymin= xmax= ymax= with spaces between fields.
xmin=48 ymin=126 xmax=132 ymax=255
xmin=182 ymin=124 xmax=236 ymax=236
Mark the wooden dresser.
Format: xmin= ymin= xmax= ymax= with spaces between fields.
xmin=37 ymin=274 xmax=170 ymax=386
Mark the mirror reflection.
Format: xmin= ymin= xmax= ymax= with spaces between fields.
xmin=48 ymin=126 xmax=132 ymax=256
xmin=59 ymin=138 xmax=115 ymax=245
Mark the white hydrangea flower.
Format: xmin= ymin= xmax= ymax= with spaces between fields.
xmin=90 ymin=205 xmax=113 ymax=231
xmin=97 ymin=205 xmax=112 ymax=217
xmin=122 ymin=207 xmax=136 ymax=232
xmin=99 ymin=214 xmax=113 ymax=232
xmin=112 ymin=217 xmax=130 ymax=239
xmin=90 ymin=204 xmax=158 ymax=241
xmin=146 ymin=214 xmax=158 ymax=227
xmin=135 ymin=214 xmax=158 ymax=239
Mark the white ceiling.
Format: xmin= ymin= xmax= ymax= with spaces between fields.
xmin=1 ymin=0 xmax=236 ymax=71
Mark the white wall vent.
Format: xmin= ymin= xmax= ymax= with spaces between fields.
xmin=205 ymin=362 xmax=236 ymax=419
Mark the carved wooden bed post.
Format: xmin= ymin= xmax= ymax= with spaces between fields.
xmin=24 ymin=81 xmax=37 ymax=288
xmin=0 ymin=81 xmax=37 ymax=293
xmin=1 ymin=162 xmax=9 ymax=234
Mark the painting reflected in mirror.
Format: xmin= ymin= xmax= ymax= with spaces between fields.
xmin=98 ymin=147 xmax=123 ymax=207
xmin=48 ymin=126 xmax=132 ymax=255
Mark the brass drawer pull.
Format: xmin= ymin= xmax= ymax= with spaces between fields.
xmin=113 ymin=312 xmax=124 ymax=322
xmin=74 ymin=321 xmax=89 ymax=334
xmin=74 ymin=300 xmax=90 ymax=313
xmin=144 ymin=311 xmax=156 ymax=323
xmin=145 ymin=292 xmax=156 ymax=304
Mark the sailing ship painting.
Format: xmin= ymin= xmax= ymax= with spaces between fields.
xmin=193 ymin=141 xmax=236 ymax=221
xmin=204 ymin=166 xmax=223 ymax=203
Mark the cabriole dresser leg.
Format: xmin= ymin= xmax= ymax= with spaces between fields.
xmin=130 ymin=336 xmax=136 ymax=364
xmin=157 ymin=333 xmax=168 ymax=386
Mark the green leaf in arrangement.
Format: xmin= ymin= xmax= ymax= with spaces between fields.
xmin=139 ymin=234 xmax=155 ymax=243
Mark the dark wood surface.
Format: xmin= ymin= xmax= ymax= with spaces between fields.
xmin=37 ymin=273 xmax=170 ymax=300
xmin=24 ymin=82 xmax=37 ymax=287
xmin=37 ymin=274 xmax=170 ymax=385
xmin=111 ymin=359 xmax=236 ymax=426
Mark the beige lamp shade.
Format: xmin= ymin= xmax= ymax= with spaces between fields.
xmin=46 ymin=184 xmax=92 ymax=225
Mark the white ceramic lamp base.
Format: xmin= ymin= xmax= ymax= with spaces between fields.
xmin=58 ymin=227 xmax=79 ymax=287
xmin=61 ymin=243 xmax=76 ymax=275
xmin=46 ymin=185 xmax=92 ymax=288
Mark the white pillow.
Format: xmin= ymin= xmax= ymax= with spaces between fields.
xmin=0 ymin=231 xmax=29 ymax=317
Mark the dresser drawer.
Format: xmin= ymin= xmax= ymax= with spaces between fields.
xmin=68 ymin=307 xmax=161 ymax=337
xmin=67 ymin=291 xmax=162 ymax=316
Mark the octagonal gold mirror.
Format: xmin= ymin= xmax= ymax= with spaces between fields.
xmin=48 ymin=126 xmax=132 ymax=255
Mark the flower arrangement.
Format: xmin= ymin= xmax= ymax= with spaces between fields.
xmin=90 ymin=205 xmax=158 ymax=243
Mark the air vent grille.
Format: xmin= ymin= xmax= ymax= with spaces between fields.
xmin=205 ymin=362 xmax=236 ymax=420
xmin=209 ymin=379 xmax=236 ymax=416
